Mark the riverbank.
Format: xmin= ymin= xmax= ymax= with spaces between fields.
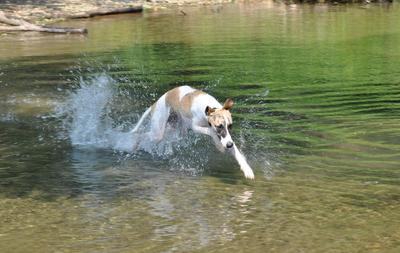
xmin=0 ymin=0 xmax=240 ymax=24
xmin=0 ymin=0 xmax=145 ymax=24
xmin=0 ymin=0 xmax=394 ymax=25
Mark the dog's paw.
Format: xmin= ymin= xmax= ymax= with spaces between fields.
xmin=241 ymin=165 xmax=255 ymax=180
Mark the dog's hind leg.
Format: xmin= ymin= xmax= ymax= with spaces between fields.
xmin=147 ymin=94 xmax=170 ymax=143
xmin=131 ymin=107 xmax=152 ymax=133
xmin=130 ymin=107 xmax=152 ymax=152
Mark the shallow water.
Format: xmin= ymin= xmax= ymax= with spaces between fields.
xmin=1 ymin=2 xmax=400 ymax=253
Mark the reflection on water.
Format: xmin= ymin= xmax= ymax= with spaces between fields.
xmin=1 ymin=2 xmax=400 ymax=253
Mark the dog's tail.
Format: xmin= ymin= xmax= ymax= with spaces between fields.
xmin=130 ymin=107 xmax=151 ymax=133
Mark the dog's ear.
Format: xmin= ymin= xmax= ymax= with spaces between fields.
xmin=223 ymin=98 xmax=234 ymax=110
xmin=205 ymin=106 xmax=216 ymax=116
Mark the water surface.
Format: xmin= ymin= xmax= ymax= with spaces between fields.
xmin=1 ymin=3 xmax=400 ymax=253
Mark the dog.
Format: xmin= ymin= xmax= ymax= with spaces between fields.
xmin=131 ymin=85 xmax=255 ymax=179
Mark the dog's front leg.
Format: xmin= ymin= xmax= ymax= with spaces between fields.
xmin=191 ymin=124 xmax=225 ymax=152
xmin=228 ymin=144 xmax=255 ymax=179
xmin=191 ymin=124 xmax=211 ymax=136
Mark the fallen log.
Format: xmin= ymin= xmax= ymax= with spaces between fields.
xmin=0 ymin=11 xmax=87 ymax=34
xmin=68 ymin=6 xmax=143 ymax=19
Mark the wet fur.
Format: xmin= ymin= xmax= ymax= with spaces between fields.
xmin=131 ymin=85 xmax=255 ymax=179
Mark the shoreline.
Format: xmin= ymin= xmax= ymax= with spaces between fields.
xmin=0 ymin=0 xmax=394 ymax=25
xmin=0 ymin=0 xmax=239 ymax=24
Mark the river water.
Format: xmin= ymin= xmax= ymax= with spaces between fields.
xmin=1 ymin=2 xmax=400 ymax=253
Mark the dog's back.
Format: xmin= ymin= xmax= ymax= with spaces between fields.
xmin=165 ymin=86 xmax=195 ymax=111
xmin=165 ymin=86 xmax=221 ymax=119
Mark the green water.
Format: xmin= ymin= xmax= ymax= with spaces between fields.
xmin=1 ymin=3 xmax=400 ymax=252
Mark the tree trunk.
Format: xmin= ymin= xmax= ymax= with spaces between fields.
xmin=68 ymin=6 xmax=143 ymax=19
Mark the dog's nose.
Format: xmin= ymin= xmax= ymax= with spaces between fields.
xmin=226 ymin=141 xmax=233 ymax=148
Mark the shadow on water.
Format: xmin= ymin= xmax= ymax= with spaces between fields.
xmin=0 ymin=122 xmax=79 ymax=199
xmin=0 ymin=121 xmax=249 ymax=200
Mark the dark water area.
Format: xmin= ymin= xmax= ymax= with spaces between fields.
xmin=1 ymin=3 xmax=400 ymax=252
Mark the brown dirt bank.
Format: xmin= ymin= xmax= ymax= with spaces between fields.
xmin=0 ymin=0 xmax=394 ymax=25
xmin=0 ymin=0 xmax=145 ymax=24
xmin=0 ymin=0 xmax=241 ymax=24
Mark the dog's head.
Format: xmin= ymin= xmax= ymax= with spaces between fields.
xmin=206 ymin=98 xmax=235 ymax=149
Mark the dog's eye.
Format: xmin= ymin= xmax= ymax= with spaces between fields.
xmin=228 ymin=124 xmax=232 ymax=130
xmin=208 ymin=122 xmax=211 ymax=127
xmin=217 ymin=124 xmax=223 ymax=129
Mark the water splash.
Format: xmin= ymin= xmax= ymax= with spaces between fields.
xmin=69 ymin=74 xmax=114 ymax=146
xmin=57 ymin=74 xmax=132 ymax=151
xmin=57 ymin=73 xmax=210 ymax=175
xmin=57 ymin=72 xmax=273 ymax=179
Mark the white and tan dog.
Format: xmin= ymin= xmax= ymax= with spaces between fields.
xmin=131 ymin=85 xmax=255 ymax=179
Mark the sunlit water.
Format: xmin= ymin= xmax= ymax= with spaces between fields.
xmin=1 ymin=2 xmax=400 ymax=253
